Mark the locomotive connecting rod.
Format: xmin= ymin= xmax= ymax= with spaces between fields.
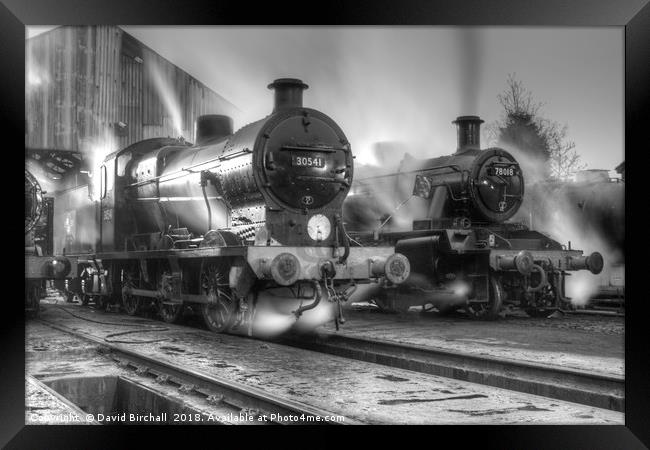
xmin=122 ymin=286 xmax=212 ymax=305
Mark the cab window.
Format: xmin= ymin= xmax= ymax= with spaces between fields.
xmin=100 ymin=165 xmax=107 ymax=199
xmin=117 ymin=152 xmax=132 ymax=177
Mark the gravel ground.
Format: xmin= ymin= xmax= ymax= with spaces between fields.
xmin=26 ymin=302 xmax=624 ymax=424
xmin=324 ymin=304 xmax=624 ymax=377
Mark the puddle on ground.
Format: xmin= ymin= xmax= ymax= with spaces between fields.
xmin=378 ymin=393 xmax=487 ymax=405
xmin=375 ymin=374 xmax=410 ymax=382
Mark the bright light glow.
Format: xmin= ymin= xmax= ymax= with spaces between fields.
xmin=146 ymin=61 xmax=184 ymax=138
xmin=80 ymin=130 xmax=118 ymax=202
xmin=450 ymin=280 xmax=471 ymax=297
xmin=565 ymin=271 xmax=600 ymax=307
xmin=252 ymin=309 xmax=295 ymax=338
xmin=251 ymin=286 xmax=338 ymax=337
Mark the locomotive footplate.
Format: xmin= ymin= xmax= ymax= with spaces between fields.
xmin=78 ymin=246 xmax=409 ymax=307
xmin=76 ymin=246 xmax=247 ymax=262
xmin=72 ymin=245 xmax=408 ymax=283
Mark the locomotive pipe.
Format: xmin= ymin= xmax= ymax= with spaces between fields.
xmin=554 ymin=272 xmax=571 ymax=303
xmin=527 ymin=264 xmax=548 ymax=292
xmin=268 ymin=78 xmax=309 ymax=112
xmin=292 ymin=280 xmax=322 ymax=318
xmin=200 ymin=170 xmax=221 ymax=232
xmin=335 ymin=214 xmax=350 ymax=264
xmin=201 ymin=181 xmax=212 ymax=231
xmin=453 ymin=115 xmax=484 ymax=153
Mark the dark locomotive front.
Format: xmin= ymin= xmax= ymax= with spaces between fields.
xmin=67 ymin=79 xmax=410 ymax=335
xmin=25 ymin=169 xmax=76 ymax=317
xmin=345 ymin=116 xmax=603 ymax=318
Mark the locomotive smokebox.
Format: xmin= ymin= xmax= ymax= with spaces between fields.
xmin=195 ymin=115 xmax=233 ymax=145
xmin=268 ymin=78 xmax=309 ymax=112
xmin=453 ymin=115 xmax=484 ymax=153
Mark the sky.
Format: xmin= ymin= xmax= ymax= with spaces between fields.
xmin=27 ymin=26 xmax=624 ymax=172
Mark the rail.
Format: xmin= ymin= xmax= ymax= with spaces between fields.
xmin=38 ymin=319 xmax=358 ymax=425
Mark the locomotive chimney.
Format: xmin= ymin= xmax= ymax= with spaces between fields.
xmin=453 ymin=115 xmax=484 ymax=153
xmin=268 ymin=78 xmax=309 ymax=112
xmin=195 ymin=115 xmax=233 ymax=145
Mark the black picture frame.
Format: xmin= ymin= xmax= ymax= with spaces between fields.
xmin=5 ymin=0 xmax=646 ymax=447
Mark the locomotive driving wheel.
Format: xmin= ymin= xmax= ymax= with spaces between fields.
xmin=200 ymin=260 xmax=236 ymax=333
xmin=466 ymin=275 xmax=503 ymax=320
xmin=121 ymin=268 xmax=140 ymax=316
xmin=158 ymin=270 xmax=183 ymax=323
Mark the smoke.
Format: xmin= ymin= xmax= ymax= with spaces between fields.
xmin=251 ymin=286 xmax=337 ymax=338
xmin=456 ymin=28 xmax=484 ymax=114
xmin=510 ymin=148 xmax=623 ymax=306
xmin=25 ymin=36 xmax=52 ymax=90
xmin=25 ymin=159 xmax=58 ymax=194
xmin=121 ymin=27 xmax=492 ymax=168
xmin=146 ymin=59 xmax=185 ymax=138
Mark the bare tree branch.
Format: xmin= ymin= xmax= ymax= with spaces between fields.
xmin=489 ymin=74 xmax=584 ymax=181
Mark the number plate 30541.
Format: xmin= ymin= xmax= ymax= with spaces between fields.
xmin=291 ymin=154 xmax=325 ymax=168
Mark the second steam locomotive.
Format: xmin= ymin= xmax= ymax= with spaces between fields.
xmin=61 ymin=78 xmax=410 ymax=334
xmin=344 ymin=116 xmax=603 ymax=318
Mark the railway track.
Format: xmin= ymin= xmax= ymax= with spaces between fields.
xmin=279 ymin=333 xmax=624 ymax=412
xmin=36 ymin=319 xmax=356 ymax=425
xmin=33 ymin=301 xmax=623 ymax=421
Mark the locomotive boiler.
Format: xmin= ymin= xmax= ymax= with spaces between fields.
xmin=344 ymin=116 xmax=603 ymax=318
xmin=66 ymin=78 xmax=410 ymax=334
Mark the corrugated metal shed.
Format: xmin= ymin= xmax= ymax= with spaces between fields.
xmin=26 ymin=26 xmax=236 ymax=156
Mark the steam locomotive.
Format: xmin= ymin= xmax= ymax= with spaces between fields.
xmin=25 ymin=169 xmax=76 ymax=317
xmin=343 ymin=116 xmax=603 ymax=319
xmin=57 ymin=79 xmax=410 ymax=334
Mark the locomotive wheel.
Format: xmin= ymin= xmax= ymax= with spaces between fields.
xmin=159 ymin=301 xmax=183 ymax=323
xmin=200 ymin=261 xmax=236 ymax=333
xmin=466 ymin=276 xmax=503 ymax=320
xmin=524 ymin=283 xmax=560 ymax=318
xmin=157 ymin=263 xmax=185 ymax=323
xmin=159 ymin=296 xmax=183 ymax=323
xmin=121 ymin=270 xmax=140 ymax=316
xmin=158 ymin=284 xmax=184 ymax=323
xmin=123 ymin=293 xmax=139 ymax=316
